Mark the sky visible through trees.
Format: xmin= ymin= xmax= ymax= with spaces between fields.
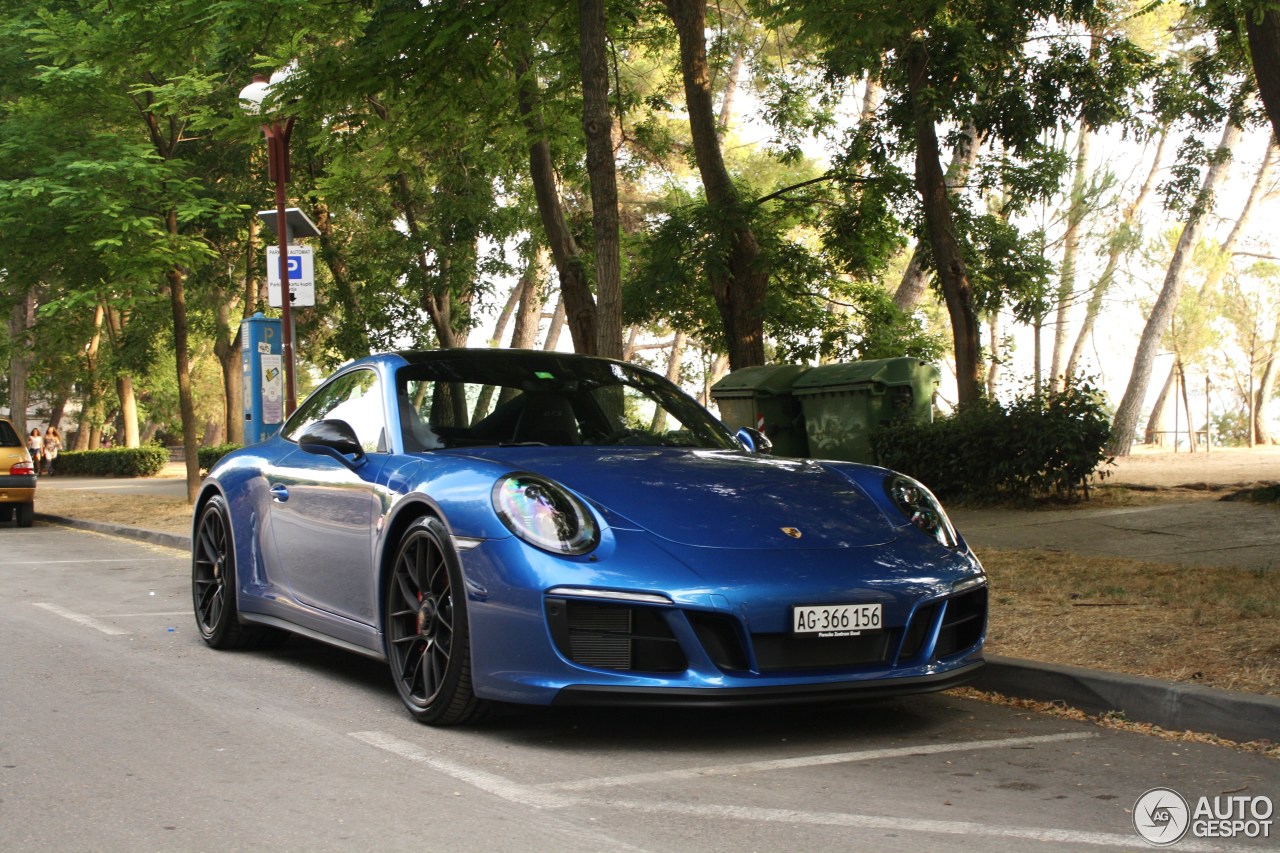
xmin=3 ymin=0 xmax=1280 ymax=491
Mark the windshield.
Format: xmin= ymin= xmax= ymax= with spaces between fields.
xmin=395 ymin=352 xmax=738 ymax=451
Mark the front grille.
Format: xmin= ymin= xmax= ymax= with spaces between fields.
xmin=897 ymin=602 xmax=940 ymax=663
xmin=934 ymin=587 xmax=987 ymax=659
xmin=545 ymin=599 xmax=686 ymax=672
xmin=687 ymin=611 xmax=751 ymax=672
xmin=752 ymin=631 xmax=894 ymax=672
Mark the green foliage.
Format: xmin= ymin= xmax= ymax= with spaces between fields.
xmin=198 ymin=443 xmax=241 ymax=473
xmin=57 ymin=447 xmax=169 ymax=477
xmin=871 ymin=380 xmax=1114 ymax=502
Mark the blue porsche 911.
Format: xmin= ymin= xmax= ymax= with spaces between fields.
xmin=193 ymin=349 xmax=987 ymax=725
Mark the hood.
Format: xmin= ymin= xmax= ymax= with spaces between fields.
xmin=444 ymin=447 xmax=898 ymax=550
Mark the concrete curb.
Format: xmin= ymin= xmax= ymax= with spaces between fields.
xmin=973 ymin=655 xmax=1280 ymax=745
xmin=36 ymin=513 xmax=190 ymax=552
xmin=34 ymin=513 xmax=1279 ymax=744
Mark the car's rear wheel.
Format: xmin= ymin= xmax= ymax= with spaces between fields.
xmin=385 ymin=516 xmax=485 ymax=726
xmin=192 ymin=495 xmax=282 ymax=649
xmin=15 ymin=502 xmax=33 ymax=528
xmin=0 ymin=505 xmax=13 ymax=523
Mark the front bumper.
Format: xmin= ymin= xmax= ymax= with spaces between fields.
xmin=552 ymin=660 xmax=985 ymax=707
xmin=458 ymin=531 xmax=988 ymax=708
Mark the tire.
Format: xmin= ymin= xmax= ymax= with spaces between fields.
xmin=16 ymin=502 xmax=33 ymax=528
xmin=385 ymin=516 xmax=486 ymax=726
xmin=0 ymin=505 xmax=13 ymax=523
xmin=192 ymin=495 xmax=283 ymax=649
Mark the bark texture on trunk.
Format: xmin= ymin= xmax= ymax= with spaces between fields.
xmin=167 ymin=212 xmax=200 ymax=503
xmin=105 ymin=306 xmax=140 ymax=447
xmin=1247 ymin=10 xmax=1280 ymax=143
xmin=1049 ymin=125 xmax=1093 ymax=391
xmin=1107 ymin=119 xmax=1242 ymax=456
xmin=665 ymin=0 xmax=768 ymax=370
xmin=579 ymin=0 xmax=624 ymax=360
xmin=514 ymin=53 xmax=597 ymax=354
xmin=7 ymin=290 xmax=34 ymax=436
xmin=893 ymin=121 xmax=982 ymax=311
xmin=904 ymin=42 xmax=982 ymax=406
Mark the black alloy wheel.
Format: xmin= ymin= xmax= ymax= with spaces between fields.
xmin=192 ymin=495 xmax=280 ymax=649
xmin=386 ymin=516 xmax=484 ymax=725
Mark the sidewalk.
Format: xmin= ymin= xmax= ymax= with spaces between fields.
xmin=27 ymin=453 xmax=1280 ymax=745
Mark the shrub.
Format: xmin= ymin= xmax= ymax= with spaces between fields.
xmin=871 ymin=380 xmax=1114 ymax=502
xmin=198 ymin=443 xmax=242 ymax=474
xmin=57 ymin=446 xmax=170 ymax=477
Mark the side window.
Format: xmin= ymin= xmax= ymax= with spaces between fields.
xmin=282 ymin=369 xmax=387 ymax=453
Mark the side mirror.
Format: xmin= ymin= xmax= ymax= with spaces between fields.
xmin=736 ymin=427 xmax=773 ymax=455
xmin=299 ymin=419 xmax=367 ymax=470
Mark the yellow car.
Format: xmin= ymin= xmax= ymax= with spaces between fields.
xmin=0 ymin=415 xmax=37 ymax=527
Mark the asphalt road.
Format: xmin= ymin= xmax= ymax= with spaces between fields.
xmin=2 ymin=522 xmax=1277 ymax=852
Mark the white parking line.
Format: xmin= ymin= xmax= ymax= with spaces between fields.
xmin=33 ymin=602 xmax=129 ymax=636
xmin=351 ymin=728 xmax=1250 ymax=850
xmin=349 ymin=731 xmax=570 ymax=809
xmin=601 ymin=799 xmax=1256 ymax=852
xmin=539 ymin=731 xmax=1096 ymax=792
xmin=3 ymin=558 xmax=179 ymax=565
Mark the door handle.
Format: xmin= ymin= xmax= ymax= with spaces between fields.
xmin=269 ymin=484 xmax=289 ymax=502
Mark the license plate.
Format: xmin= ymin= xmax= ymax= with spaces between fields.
xmin=792 ymin=603 xmax=882 ymax=637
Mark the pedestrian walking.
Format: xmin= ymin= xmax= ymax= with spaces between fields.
xmin=26 ymin=428 xmax=43 ymax=475
xmin=42 ymin=426 xmax=61 ymax=476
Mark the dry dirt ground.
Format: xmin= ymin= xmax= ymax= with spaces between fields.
xmin=30 ymin=447 xmax=1280 ymax=703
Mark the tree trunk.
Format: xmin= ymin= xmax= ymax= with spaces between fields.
xmin=74 ymin=304 xmax=106 ymax=451
xmin=1176 ymin=359 xmax=1198 ymax=451
xmin=1107 ymin=118 xmax=1243 ymax=457
xmin=1247 ymin=10 xmax=1280 ymax=144
xmin=718 ymin=47 xmax=745 ymax=130
xmin=7 ymin=289 xmax=34 ymax=436
xmin=166 ymin=210 xmax=201 ymax=502
xmin=213 ymin=292 xmax=244 ymax=446
xmin=1143 ymin=363 xmax=1176 ymax=445
xmin=1049 ymin=125 xmax=1093 ymax=392
xmin=893 ymin=121 xmax=982 ymax=311
xmin=246 ymin=215 xmax=262 ymax=311
xmin=1066 ymin=132 xmax=1167 ymax=379
xmin=105 ymin=306 xmax=140 ymax=447
xmin=665 ymin=0 xmax=768 ymax=370
xmin=510 ymin=253 xmax=546 ymax=350
xmin=986 ymin=311 xmax=1001 ymax=396
xmin=1255 ymin=309 xmax=1280 ymax=444
xmin=47 ymin=397 xmax=67 ymax=432
xmin=904 ymin=42 xmax=982 ymax=407
xmin=543 ymin=297 xmax=566 ymax=350
xmin=513 ymin=51 xmax=598 ymax=355
xmin=623 ymin=326 xmax=642 ymax=360
xmin=579 ymin=0 xmax=624 ymax=360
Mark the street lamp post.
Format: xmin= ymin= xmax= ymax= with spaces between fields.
xmin=239 ymin=71 xmax=298 ymax=416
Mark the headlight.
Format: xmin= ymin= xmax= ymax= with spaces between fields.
xmin=886 ymin=474 xmax=958 ymax=548
xmin=493 ymin=473 xmax=599 ymax=555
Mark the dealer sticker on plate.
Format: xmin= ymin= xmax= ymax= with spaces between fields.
xmin=792 ymin=603 xmax=882 ymax=638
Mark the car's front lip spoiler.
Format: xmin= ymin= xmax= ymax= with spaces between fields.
xmin=550 ymin=659 xmax=985 ymax=708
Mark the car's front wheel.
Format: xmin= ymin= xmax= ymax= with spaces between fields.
xmin=385 ymin=516 xmax=485 ymax=726
xmin=192 ymin=495 xmax=282 ymax=649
